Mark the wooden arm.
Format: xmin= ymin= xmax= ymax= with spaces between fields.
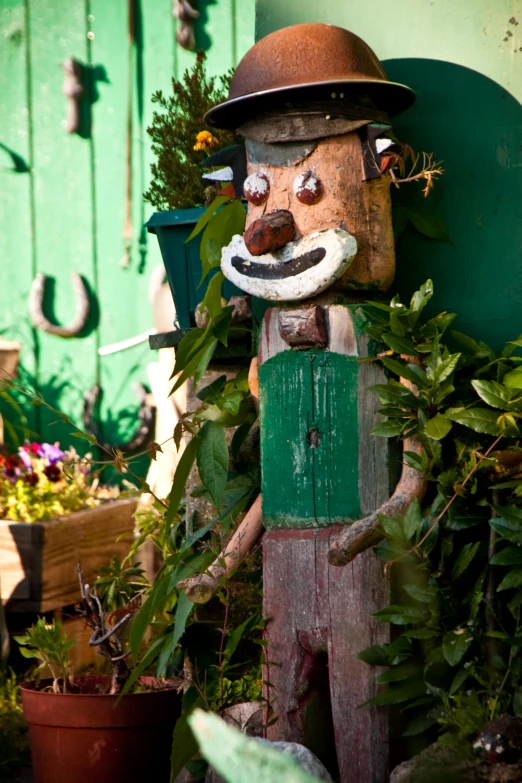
xmin=179 ymin=495 xmax=264 ymax=604
xmin=328 ymin=434 xmax=427 ymax=565
xmin=328 ymin=369 xmax=428 ymax=566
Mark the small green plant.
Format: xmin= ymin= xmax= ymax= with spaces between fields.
xmin=15 ymin=618 xmax=74 ymax=694
xmin=144 ymin=53 xmax=240 ymax=211
xmin=95 ymin=555 xmax=148 ymax=613
xmin=0 ymin=668 xmax=30 ymax=776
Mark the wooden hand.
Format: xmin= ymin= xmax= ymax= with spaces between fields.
xmin=179 ymin=495 xmax=264 ymax=603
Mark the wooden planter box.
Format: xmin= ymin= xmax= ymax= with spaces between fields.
xmin=0 ymin=498 xmax=137 ymax=612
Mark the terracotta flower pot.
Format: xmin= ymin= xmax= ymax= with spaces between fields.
xmin=20 ymin=676 xmax=181 ymax=783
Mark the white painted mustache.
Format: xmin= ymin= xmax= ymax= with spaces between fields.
xmin=221 ymin=228 xmax=358 ymax=302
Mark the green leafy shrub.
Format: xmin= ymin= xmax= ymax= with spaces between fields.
xmin=144 ymin=53 xmax=240 ymax=211
xmin=358 ymin=279 xmax=522 ymax=748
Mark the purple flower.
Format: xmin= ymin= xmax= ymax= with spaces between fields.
xmin=5 ymin=467 xmax=21 ymax=483
xmin=40 ymin=443 xmax=65 ymax=464
xmin=18 ymin=449 xmax=33 ymax=469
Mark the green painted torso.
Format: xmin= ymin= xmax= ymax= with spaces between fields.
xmin=258 ymin=304 xmax=388 ymax=530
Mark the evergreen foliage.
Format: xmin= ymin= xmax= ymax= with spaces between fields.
xmin=144 ymin=53 xmax=240 ymax=211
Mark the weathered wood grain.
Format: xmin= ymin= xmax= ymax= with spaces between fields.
xmin=263 ymin=528 xmax=389 ymax=783
xmin=0 ymin=498 xmax=137 ymax=612
xmin=244 ymin=133 xmax=395 ymax=291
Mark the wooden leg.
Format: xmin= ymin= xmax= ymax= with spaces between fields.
xmin=263 ymin=529 xmax=389 ymax=783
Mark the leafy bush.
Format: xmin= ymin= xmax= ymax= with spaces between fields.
xmin=358 ymin=280 xmax=522 ymax=747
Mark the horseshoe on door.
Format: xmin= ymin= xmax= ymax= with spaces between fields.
xmin=29 ymin=273 xmax=90 ymax=337
xmin=82 ymin=383 xmax=156 ymax=454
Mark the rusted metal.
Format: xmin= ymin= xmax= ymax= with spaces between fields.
xmin=206 ymin=24 xmax=415 ymax=128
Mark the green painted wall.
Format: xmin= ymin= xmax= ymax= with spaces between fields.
xmin=0 ymin=0 xmax=255 ymax=450
xmin=255 ymin=0 xmax=522 ymax=349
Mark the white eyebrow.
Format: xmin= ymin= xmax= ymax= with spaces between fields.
xmin=376 ymin=138 xmax=394 ymax=154
xmin=202 ymin=166 xmax=234 ymax=182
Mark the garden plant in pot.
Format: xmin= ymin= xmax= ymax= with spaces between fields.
xmin=144 ymin=52 xmax=245 ymax=328
xmin=16 ymin=564 xmax=181 ymax=783
xmin=0 ymin=435 xmax=137 ymax=613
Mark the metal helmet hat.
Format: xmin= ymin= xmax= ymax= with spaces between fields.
xmin=205 ymin=23 xmax=415 ymax=130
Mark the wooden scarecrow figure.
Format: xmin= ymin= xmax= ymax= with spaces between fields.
xmin=183 ymin=24 xmax=426 ymax=782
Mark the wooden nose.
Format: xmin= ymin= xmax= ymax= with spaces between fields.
xmin=244 ymin=210 xmax=296 ymax=256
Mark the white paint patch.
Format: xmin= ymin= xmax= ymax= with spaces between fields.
xmin=244 ymin=172 xmax=269 ymax=197
xmin=202 ymin=166 xmax=233 ymax=182
xmin=495 ymin=745 xmax=504 ymax=754
xmin=376 ymin=138 xmax=394 ymax=154
xmin=221 ymin=228 xmax=357 ymax=301
xmin=293 ymin=171 xmax=320 ymax=197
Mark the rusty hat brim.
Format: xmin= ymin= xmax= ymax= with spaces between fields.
xmin=205 ymin=78 xmax=416 ymax=130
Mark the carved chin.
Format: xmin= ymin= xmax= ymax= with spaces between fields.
xmin=221 ymin=228 xmax=357 ymax=301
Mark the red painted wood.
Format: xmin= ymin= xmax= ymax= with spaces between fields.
xmin=263 ymin=527 xmax=389 ymax=783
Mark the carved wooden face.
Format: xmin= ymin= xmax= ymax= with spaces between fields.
xmin=221 ymin=129 xmax=396 ymax=302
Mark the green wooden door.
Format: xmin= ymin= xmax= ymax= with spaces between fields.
xmin=0 ymin=0 xmax=254 ymax=454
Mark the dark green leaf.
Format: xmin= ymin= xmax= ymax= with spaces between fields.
xmin=381 ymin=357 xmax=427 ymax=387
xmin=407 ymin=208 xmax=453 ymax=244
xmin=497 ymin=568 xmax=522 ymax=592
xmin=452 ymin=542 xmax=481 ymax=579
xmin=186 ymin=196 xmax=231 ymax=241
xmin=446 ymin=406 xmax=501 ymax=435
xmin=382 ymin=333 xmax=418 ymax=355
xmin=373 ymin=604 xmax=428 ymax=625
xmin=171 ymin=712 xmax=200 ymax=778
xmin=367 ymin=679 xmax=427 ymax=706
xmin=166 ymin=435 xmax=199 ymax=527
xmin=490 ymin=547 xmax=522 ymax=566
xmin=433 ymin=353 xmax=461 ymax=384
xmin=442 ymin=629 xmax=473 ymax=666
xmin=504 ymin=367 xmax=522 ymax=390
xmin=197 ymin=422 xmax=228 ymax=509
xmin=372 ymin=419 xmax=408 ymax=438
xmin=472 ymin=380 xmax=519 ymax=411
xmin=424 ymin=415 xmax=452 ymax=440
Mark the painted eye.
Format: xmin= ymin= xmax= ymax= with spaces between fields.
xmin=243 ymin=173 xmax=270 ymax=206
xmin=293 ymin=171 xmax=323 ymax=205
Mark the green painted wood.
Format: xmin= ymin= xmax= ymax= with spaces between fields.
xmin=88 ymin=0 xmax=150 ymax=452
xmin=255 ymin=0 xmax=522 ymax=350
xmin=0 ymin=0 xmax=255 ymax=458
xmin=259 ymin=350 xmax=361 ymax=528
xmin=28 ymin=0 xmax=97 ymax=444
xmin=0 ymin=0 xmax=37 ymax=435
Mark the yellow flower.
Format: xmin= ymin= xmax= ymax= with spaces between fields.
xmin=193 ymin=130 xmax=219 ymax=151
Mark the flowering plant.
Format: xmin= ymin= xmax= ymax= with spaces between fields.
xmin=0 ymin=442 xmax=117 ymax=523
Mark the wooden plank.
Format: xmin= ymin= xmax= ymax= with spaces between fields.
xmin=1 ymin=498 xmax=137 ymax=611
xmin=28 ymin=0 xmax=97 ymax=443
xmin=90 ymin=0 xmax=158 ymax=456
xmin=263 ymin=528 xmax=389 ymax=782
xmin=0 ymin=522 xmax=41 ymax=601
xmin=0 ymin=0 xmax=38 ymax=435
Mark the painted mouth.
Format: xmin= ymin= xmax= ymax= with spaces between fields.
xmin=231 ymin=247 xmax=326 ymax=279
xmin=221 ymin=228 xmax=357 ymax=302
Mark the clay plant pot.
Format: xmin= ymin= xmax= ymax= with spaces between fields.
xmin=20 ymin=676 xmax=181 ymax=783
